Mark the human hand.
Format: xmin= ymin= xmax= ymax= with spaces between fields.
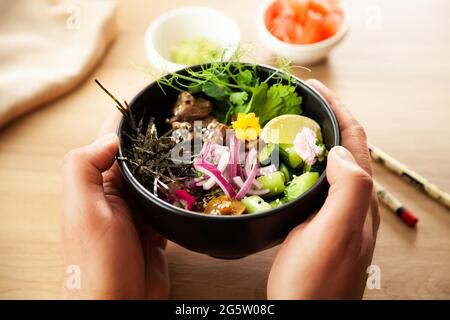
xmin=267 ymin=79 xmax=380 ymax=299
xmin=60 ymin=110 xmax=169 ymax=299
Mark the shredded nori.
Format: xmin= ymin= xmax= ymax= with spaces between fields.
xmin=95 ymin=80 xmax=196 ymax=199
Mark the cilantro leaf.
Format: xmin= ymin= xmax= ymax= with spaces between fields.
xmin=247 ymin=83 xmax=268 ymax=114
xmin=255 ymin=84 xmax=302 ymax=126
xmin=229 ymin=91 xmax=248 ymax=106
xmin=236 ymin=69 xmax=253 ymax=87
xmin=202 ymin=82 xmax=229 ymax=100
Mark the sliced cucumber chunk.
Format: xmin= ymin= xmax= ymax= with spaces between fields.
xmin=284 ymin=172 xmax=320 ymax=201
xmin=279 ymin=144 xmax=303 ymax=169
xmin=303 ymin=163 xmax=313 ymax=173
xmin=279 ymin=162 xmax=291 ymax=183
xmin=258 ymin=144 xmax=279 ymax=166
xmin=242 ymin=196 xmax=272 ymax=213
xmin=257 ymin=171 xmax=286 ymax=197
xmin=270 ymin=197 xmax=289 ymax=208
xmin=303 ymin=158 xmax=327 ymax=173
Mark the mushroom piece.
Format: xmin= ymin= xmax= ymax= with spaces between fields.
xmin=204 ymin=195 xmax=245 ymax=215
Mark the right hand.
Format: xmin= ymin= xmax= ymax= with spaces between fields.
xmin=267 ymin=79 xmax=380 ymax=299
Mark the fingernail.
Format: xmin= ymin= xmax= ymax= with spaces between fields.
xmin=92 ymin=133 xmax=117 ymax=146
xmin=332 ymin=146 xmax=355 ymax=162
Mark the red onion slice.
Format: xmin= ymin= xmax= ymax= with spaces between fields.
xmin=232 ymin=176 xmax=245 ymax=187
xmin=194 ymin=160 xmax=236 ymax=198
xmin=233 ymin=175 xmax=269 ymax=196
xmin=236 ymin=156 xmax=260 ymax=200
xmin=244 ymin=148 xmax=261 ymax=188
xmin=196 ymin=179 xmax=209 ymax=187
xmin=199 ymin=141 xmax=211 ymax=160
xmin=248 ymin=188 xmax=270 ymax=195
xmin=229 ymin=133 xmax=239 ymax=178
xmin=217 ymin=149 xmax=231 ymax=173
xmin=202 ymin=149 xmax=231 ymax=190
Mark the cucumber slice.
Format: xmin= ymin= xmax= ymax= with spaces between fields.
xmin=258 ymin=144 xmax=279 ymax=166
xmin=303 ymin=159 xmax=327 ymax=173
xmin=242 ymin=196 xmax=272 ymax=213
xmin=270 ymin=197 xmax=289 ymax=208
xmin=284 ymin=172 xmax=320 ymax=201
xmin=279 ymin=144 xmax=303 ymax=169
xmin=279 ymin=163 xmax=291 ymax=183
xmin=257 ymin=171 xmax=286 ymax=197
xmin=303 ymin=163 xmax=313 ymax=173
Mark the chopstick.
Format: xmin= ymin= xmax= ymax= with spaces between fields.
xmin=368 ymin=143 xmax=450 ymax=209
xmin=373 ymin=179 xmax=418 ymax=227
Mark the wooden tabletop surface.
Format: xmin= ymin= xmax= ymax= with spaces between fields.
xmin=0 ymin=0 xmax=449 ymax=299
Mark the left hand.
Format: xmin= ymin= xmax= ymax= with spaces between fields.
xmin=60 ymin=110 xmax=169 ymax=299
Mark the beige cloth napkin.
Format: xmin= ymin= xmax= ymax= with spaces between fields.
xmin=0 ymin=0 xmax=117 ymax=127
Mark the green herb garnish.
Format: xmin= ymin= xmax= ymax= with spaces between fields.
xmin=256 ymin=83 xmax=302 ymax=126
xmin=155 ymin=51 xmax=302 ymax=125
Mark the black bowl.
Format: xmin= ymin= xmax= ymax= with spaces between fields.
xmin=117 ymin=63 xmax=340 ymax=259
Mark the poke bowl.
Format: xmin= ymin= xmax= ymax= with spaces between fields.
xmin=115 ymin=62 xmax=340 ymax=258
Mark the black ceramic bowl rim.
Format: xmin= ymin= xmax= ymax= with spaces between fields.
xmin=117 ymin=63 xmax=340 ymax=220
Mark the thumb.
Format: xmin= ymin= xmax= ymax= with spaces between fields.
xmin=317 ymin=146 xmax=373 ymax=230
xmin=63 ymin=133 xmax=119 ymax=191
xmin=62 ymin=133 xmax=119 ymax=223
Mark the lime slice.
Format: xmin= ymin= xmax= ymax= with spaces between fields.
xmin=260 ymin=115 xmax=323 ymax=145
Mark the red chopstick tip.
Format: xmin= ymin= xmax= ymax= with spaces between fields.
xmin=400 ymin=209 xmax=418 ymax=227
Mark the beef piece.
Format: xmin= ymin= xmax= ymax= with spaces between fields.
xmin=169 ymin=91 xmax=213 ymax=123
xmin=203 ymin=118 xmax=227 ymax=144
xmin=167 ymin=91 xmax=227 ymax=144
xmin=171 ymin=121 xmax=193 ymax=141
xmin=171 ymin=121 xmax=192 ymax=131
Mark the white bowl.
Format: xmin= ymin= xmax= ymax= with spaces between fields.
xmin=145 ymin=7 xmax=241 ymax=72
xmin=256 ymin=0 xmax=350 ymax=65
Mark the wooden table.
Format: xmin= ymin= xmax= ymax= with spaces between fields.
xmin=0 ymin=0 xmax=449 ymax=299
